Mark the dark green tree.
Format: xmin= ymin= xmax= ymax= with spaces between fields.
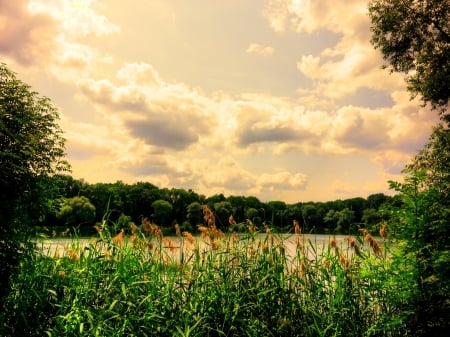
xmin=151 ymin=199 xmax=173 ymax=227
xmin=213 ymin=201 xmax=233 ymax=229
xmin=368 ymin=0 xmax=450 ymax=117
xmin=186 ymin=202 xmax=203 ymax=228
xmin=323 ymin=209 xmax=338 ymax=233
xmin=0 ymin=63 xmax=69 ymax=300
xmin=336 ymin=208 xmax=355 ymax=234
xmin=57 ymin=196 xmax=96 ymax=228
xmin=301 ymin=204 xmax=322 ymax=233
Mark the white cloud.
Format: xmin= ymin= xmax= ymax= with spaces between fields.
xmin=246 ymin=43 xmax=275 ymax=56
xmin=259 ymin=171 xmax=308 ymax=190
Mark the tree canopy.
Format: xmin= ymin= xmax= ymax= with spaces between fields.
xmin=368 ymin=0 xmax=450 ymax=118
xmin=0 ymin=63 xmax=69 ymax=221
xmin=0 ymin=63 xmax=68 ymax=300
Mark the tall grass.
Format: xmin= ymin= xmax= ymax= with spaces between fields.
xmin=0 ymin=217 xmax=405 ymax=337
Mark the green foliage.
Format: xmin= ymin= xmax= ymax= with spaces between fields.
xmin=57 ymin=196 xmax=96 ymax=227
xmin=387 ymin=168 xmax=450 ymax=336
xmin=0 ymin=63 xmax=68 ymax=300
xmin=42 ymin=176 xmax=392 ymax=235
xmin=186 ymin=202 xmax=203 ymax=227
xmin=151 ymin=199 xmax=173 ymax=226
xmin=368 ymin=0 xmax=450 ymax=116
xmin=213 ymin=201 xmax=233 ymax=228
xmin=0 ymin=223 xmax=402 ymax=337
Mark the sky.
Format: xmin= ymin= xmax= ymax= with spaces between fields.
xmin=0 ymin=0 xmax=439 ymax=203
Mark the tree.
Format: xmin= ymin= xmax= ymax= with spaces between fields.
xmin=57 ymin=196 xmax=96 ymax=227
xmin=0 ymin=63 xmax=68 ymax=300
xmin=301 ymin=204 xmax=322 ymax=233
xmin=374 ymin=129 xmax=450 ymax=336
xmin=186 ymin=202 xmax=203 ymax=228
xmin=323 ymin=210 xmax=338 ymax=232
xmin=213 ymin=201 xmax=233 ymax=229
xmin=368 ymin=0 xmax=450 ymax=117
xmin=151 ymin=200 xmax=173 ymax=226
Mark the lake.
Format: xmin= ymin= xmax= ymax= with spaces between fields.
xmin=37 ymin=233 xmax=380 ymax=262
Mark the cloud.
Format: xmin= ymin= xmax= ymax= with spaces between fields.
xmin=258 ymin=171 xmax=308 ymax=190
xmin=30 ymin=0 xmax=120 ymax=38
xmin=126 ymin=117 xmax=201 ymax=150
xmin=0 ymin=0 xmax=57 ymax=65
xmin=246 ymin=43 xmax=275 ymax=56
xmin=77 ymin=62 xmax=215 ymax=150
xmin=262 ymin=0 xmax=291 ymax=32
xmin=263 ymin=0 xmax=405 ymax=104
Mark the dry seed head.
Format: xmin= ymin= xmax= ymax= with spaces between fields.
xmin=183 ymin=231 xmax=195 ymax=244
xmin=295 ymin=236 xmax=303 ymax=251
xmin=380 ymin=222 xmax=388 ymax=239
xmin=198 ymin=225 xmax=208 ymax=234
xmin=211 ymin=240 xmax=220 ymax=249
xmin=58 ymin=270 xmax=66 ymax=278
xmin=142 ymin=218 xmax=153 ymax=235
xmin=130 ymin=222 xmax=138 ymax=235
xmin=365 ymin=233 xmax=382 ymax=256
xmin=329 ymin=238 xmax=337 ymax=249
xmin=174 ymin=223 xmax=181 ymax=237
xmin=112 ymin=229 xmax=125 ymax=246
xmin=163 ymin=238 xmax=178 ymax=252
xmin=247 ymin=219 xmax=256 ymax=234
xmin=293 ymin=220 xmax=301 ymax=235
xmin=339 ymin=253 xmax=350 ymax=269
xmin=66 ymin=248 xmax=79 ymax=260
xmin=353 ymin=243 xmax=362 ymax=257
xmin=229 ymin=214 xmax=236 ymax=225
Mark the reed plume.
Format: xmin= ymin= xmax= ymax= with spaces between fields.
xmin=364 ymin=232 xmax=382 ymax=256
xmin=293 ymin=219 xmax=301 ymax=235
xmin=345 ymin=236 xmax=362 ymax=257
xmin=379 ymin=222 xmax=388 ymax=240
xmin=163 ymin=238 xmax=178 ymax=253
xmin=183 ymin=231 xmax=195 ymax=245
xmin=66 ymin=248 xmax=79 ymax=261
xmin=112 ymin=229 xmax=125 ymax=246
xmin=174 ymin=223 xmax=181 ymax=237
xmin=247 ymin=219 xmax=257 ymax=234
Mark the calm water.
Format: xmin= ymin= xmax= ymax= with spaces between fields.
xmin=37 ymin=233 xmax=368 ymax=261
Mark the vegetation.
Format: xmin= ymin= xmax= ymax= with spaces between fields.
xmin=31 ymin=174 xmax=394 ymax=236
xmin=369 ymin=2 xmax=449 ymax=335
xmin=0 ymin=63 xmax=69 ymax=301
xmin=1 ymin=210 xmax=400 ymax=337
xmin=1 ymin=1 xmax=449 ymax=334
xmin=369 ymin=0 xmax=450 ymax=116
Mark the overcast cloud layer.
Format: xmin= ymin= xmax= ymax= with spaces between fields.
xmin=1 ymin=0 xmax=438 ymax=202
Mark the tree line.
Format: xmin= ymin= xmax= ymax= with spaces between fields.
xmin=43 ymin=174 xmax=394 ymax=236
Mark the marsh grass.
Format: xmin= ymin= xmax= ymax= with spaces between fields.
xmin=1 ymin=218 xmax=404 ymax=337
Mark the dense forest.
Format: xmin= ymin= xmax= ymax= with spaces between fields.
xmin=41 ymin=174 xmax=394 ymax=236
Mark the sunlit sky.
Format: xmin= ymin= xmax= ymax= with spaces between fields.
xmin=1 ymin=0 xmax=438 ymax=203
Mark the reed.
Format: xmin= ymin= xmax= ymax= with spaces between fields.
xmin=1 ymin=220 xmax=402 ymax=337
